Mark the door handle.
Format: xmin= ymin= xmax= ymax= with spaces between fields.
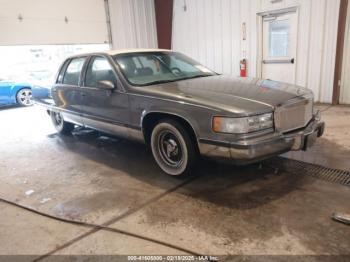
xmin=81 ymin=93 xmax=86 ymax=97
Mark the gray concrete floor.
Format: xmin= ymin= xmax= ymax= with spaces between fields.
xmin=0 ymin=105 xmax=349 ymax=258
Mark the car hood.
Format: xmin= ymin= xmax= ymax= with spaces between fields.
xmin=139 ymin=75 xmax=312 ymax=115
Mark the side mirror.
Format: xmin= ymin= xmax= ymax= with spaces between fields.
xmin=97 ymin=80 xmax=115 ymax=90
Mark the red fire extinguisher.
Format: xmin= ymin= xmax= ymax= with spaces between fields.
xmin=240 ymin=59 xmax=247 ymax=77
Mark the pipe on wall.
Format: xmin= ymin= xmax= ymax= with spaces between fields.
xmin=154 ymin=0 xmax=173 ymax=49
xmin=333 ymin=0 xmax=349 ymax=104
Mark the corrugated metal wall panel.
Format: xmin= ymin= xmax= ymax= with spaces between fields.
xmin=172 ymin=0 xmax=245 ymax=75
xmin=108 ymin=0 xmax=157 ymax=49
xmin=320 ymin=0 xmax=340 ymax=102
xmin=172 ymin=0 xmax=340 ymax=103
xmin=306 ymin=0 xmax=327 ymax=101
xmin=295 ymin=0 xmax=312 ymax=88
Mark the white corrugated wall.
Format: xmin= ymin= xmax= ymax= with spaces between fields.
xmin=172 ymin=0 xmax=340 ymax=103
xmin=108 ymin=0 xmax=158 ymax=49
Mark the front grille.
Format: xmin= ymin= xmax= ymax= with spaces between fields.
xmin=274 ymin=98 xmax=313 ymax=133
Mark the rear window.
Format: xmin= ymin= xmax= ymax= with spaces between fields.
xmin=62 ymin=57 xmax=86 ymax=86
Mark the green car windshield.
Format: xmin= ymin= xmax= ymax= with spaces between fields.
xmin=113 ymin=52 xmax=216 ymax=86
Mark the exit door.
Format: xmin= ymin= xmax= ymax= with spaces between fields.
xmin=262 ymin=11 xmax=298 ymax=84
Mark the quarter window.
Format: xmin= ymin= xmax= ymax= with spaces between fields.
xmin=62 ymin=57 xmax=86 ymax=86
xmin=57 ymin=60 xmax=69 ymax=84
xmin=85 ymin=57 xmax=117 ymax=88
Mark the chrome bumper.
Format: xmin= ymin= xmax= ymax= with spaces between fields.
xmin=198 ymin=118 xmax=325 ymax=165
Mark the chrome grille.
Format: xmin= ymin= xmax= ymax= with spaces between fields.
xmin=274 ymin=98 xmax=313 ymax=133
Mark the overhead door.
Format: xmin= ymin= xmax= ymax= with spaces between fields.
xmin=340 ymin=0 xmax=350 ymax=104
xmin=0 ymin=0 xmax=109 ymax=45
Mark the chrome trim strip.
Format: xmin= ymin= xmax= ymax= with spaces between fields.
xmin=128 ymin=93 xmax=221 ymax=111
xmin=81 ymin=115 xmax=144 ymax=143
xmin=82 ymin=116 xmax=129 ymax=139
xmin=81 ymin=115 xmax=144 ymax=142
xmin=36 ymin=101 xmax=144 ymax=143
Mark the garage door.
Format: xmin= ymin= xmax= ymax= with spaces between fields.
xmin=0 ymin=0 xmax=109 ymax=45
xmin=340 ymin=0 xmax=350 ymax=105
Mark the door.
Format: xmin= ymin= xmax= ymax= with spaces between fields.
xmin=52 ymin=56 xmax=87 ymax=124
xmin=262 ymin=11 xmax=298 ymax=84
xmin=80 ymin=56 xmax=130 ymax=137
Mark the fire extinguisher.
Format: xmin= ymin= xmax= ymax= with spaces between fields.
xmin=240 ymin=59 xmax=247 ymax=77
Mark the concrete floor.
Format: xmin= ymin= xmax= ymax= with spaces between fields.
xmin=0 ymin=105 xmax=349 ymax=259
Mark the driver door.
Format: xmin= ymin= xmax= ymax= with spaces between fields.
xmin=80 ymin=55 xmax=130 ymax=137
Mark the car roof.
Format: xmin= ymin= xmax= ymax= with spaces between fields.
xmin=106 ymin=48 xmax=172 ymax=55
xmin=68 ymin=48 xmax=173 ymax=59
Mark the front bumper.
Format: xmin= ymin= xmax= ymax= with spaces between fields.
xmin=198 ymin=117 xmax=325 ymax=165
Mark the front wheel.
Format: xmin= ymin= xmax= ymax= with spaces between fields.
xmin=50 ymin=111 xmax=74 ymax=135
xmin=150 ymin=119 xmax=197 ymax=176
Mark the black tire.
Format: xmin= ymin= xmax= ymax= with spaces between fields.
xmin=50 ymin=111 xmax=74 ymax=135
xmin=16 ymin=88 xmax=33 ymax=107
xmin=150 ymin=119 xmax=197 ymax=176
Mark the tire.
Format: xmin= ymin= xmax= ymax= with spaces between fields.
xmin=150 ymin=119 xmax=197 ymax=176
xmin=16 ymin=88 xmax=33 ymax=107
xmin=50 ymin=111 xmax=74 ymax=135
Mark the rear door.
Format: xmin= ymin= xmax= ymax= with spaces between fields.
xmin=80 ymin=55 xmax=130 ymax=137
xmin=51 ymin=56 xmax=87 ymax=124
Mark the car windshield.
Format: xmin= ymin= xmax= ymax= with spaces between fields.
xmin=113 ymin=52 xmax=216 ymax=86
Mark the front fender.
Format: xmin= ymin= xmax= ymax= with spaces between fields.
xmin=129 ymin=94 xmax=221 ymax=141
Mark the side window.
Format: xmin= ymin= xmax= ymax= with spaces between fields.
xmin=62 ymin=57 xmax=86 ymax=86
xmin=85 ymin=56 xmax=117 ymax=88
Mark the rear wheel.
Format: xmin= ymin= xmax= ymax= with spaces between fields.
xmin=16 ymin=88 xmax=33 ymax=107
xmin=50 ymin=111 xmax=74 ymax=135
xmin=150 ymin=119 xmax=197 ymax=176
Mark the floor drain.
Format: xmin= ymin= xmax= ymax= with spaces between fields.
xmin=265 ymin=157 xmax=350 ymax=187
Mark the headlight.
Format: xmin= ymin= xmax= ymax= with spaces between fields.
xmin=213 ymin=113 xmax=273 ymax=134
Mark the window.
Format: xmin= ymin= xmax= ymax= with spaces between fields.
xmin=85 ymin=57 xmax=117 ymax=88
xmin=269 ymin=19 xmax=290 ymax=57
xmin=114 ymin=52 xmax=215 ymax=86
xmin=62 ymin=57 xmax=86 ymax=86
xmin=56 ymin=60 xmax=69 ymax=84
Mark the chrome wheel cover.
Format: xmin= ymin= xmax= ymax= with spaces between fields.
xmin=158 ymin=130 xmax=183 ymax=168
xmin=17 ymin=89 xmax=33 ymax=106
xmin=52 ymin=112 xmax=64 ymax=128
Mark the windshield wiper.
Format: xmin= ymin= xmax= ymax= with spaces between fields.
xmin=143 ymin=75 xmax=213 ymax=86
xmin=177 ymin=74 xmax=213 ymax=81
xmin=144 ymin=79 xmax=179 ymax=86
